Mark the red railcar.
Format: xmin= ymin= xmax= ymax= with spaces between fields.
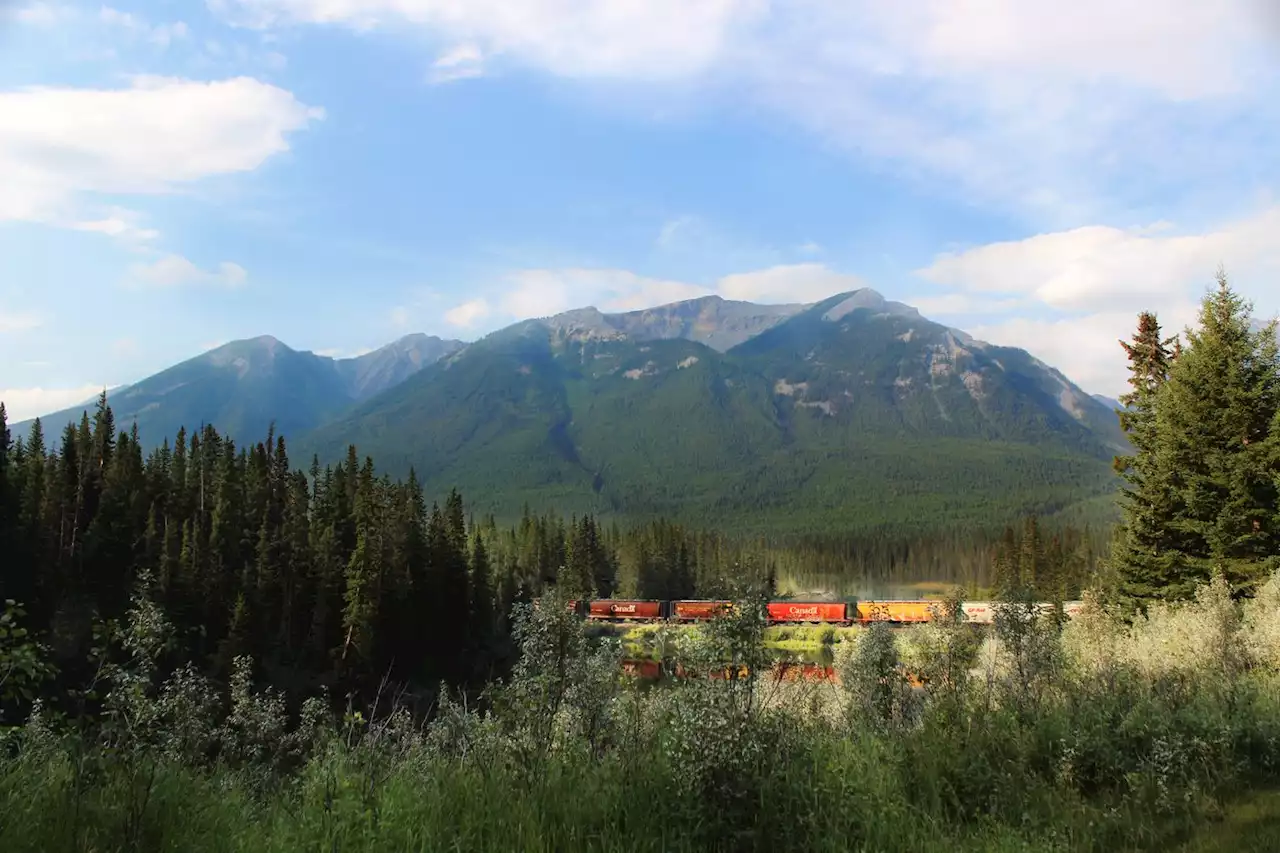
xmin=621 ymin=659 xmax=663 ymax=679
xmin=771 ymin=663 xmax=838 ymax=683
xmin=587 ymin=599 xmax=663 ymax=620
xmin=671 ymin=600 xmax=731 ymax=621
xmin=766 ymin=601 xmax=849 ymax=623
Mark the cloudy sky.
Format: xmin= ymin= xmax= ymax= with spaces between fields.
xmin=2 ymin=0 xmax=1278 ymax=421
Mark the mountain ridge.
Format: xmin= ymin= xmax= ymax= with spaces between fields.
xmin=11 ymin=332 xmax=465 ymax=448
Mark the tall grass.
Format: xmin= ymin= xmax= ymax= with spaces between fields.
xmin=2 ymin=571 xmax=1279 ymax=852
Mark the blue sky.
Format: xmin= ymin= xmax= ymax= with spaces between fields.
xmin=2 ymin=0 xmax=1279 ymax=421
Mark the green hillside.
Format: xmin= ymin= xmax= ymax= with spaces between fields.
xmin=297 ymin=291 xmax=1126 ymax=536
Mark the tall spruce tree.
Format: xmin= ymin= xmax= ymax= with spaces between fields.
xmin=1111 ymin=311 xmax=1181 ymax=606
xmin=1115 ymin=272 xmax=1280 ymax=604
xmin=0 ymin=403 xmax=13 ymax=601
xmin=468 ymin=528 xmax=495 ymax=674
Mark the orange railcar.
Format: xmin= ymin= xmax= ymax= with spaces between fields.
xmin=857 ymin=600 xmax=934 ymax=623
xmin=671 ymin=600 xmax=732 ymax=621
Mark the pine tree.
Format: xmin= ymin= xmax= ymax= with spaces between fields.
xmin=992 ymin=525 xmax=1018 ymax=597
xmin=1114 ymin=272 xmax=1280 ymax=604
xmin=0 ymin=403 xmax=14 ymax=602
xmin=1110 ymin=310 xmax=1184 ymax=606
xmin=1017 ymin=514 xmax=1041 ymax=592
xmin=468 ymin=528 xmax=495 ymax=675
xmin=18 ymin=419 xmax=48 ymax=615
xmin=560 ymin=516 xmax=595 ymax=598
xmin=1156 ymin=272 xmax=1280 ymax=595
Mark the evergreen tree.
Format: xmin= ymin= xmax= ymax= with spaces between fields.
xmin=1017 ymin=514 xmax=1041 ymax=592
xmin=992 ymin=525 xmax=1018 ymax=597
xmin=468 ymin=528 xmax=495 ymax=675
xmin=0 ymin=403 xmax=13 ymax=601
xmin=1113 ymin=272 xmax=1280 ymax=604
xmin=1155 ymin=272 xmax=1280 ymax=596
xmin=1111 ymin=311 xmax=1182 ymax=604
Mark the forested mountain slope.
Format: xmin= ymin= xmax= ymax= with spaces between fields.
xmin=297 ymin=290 xmax=1127 ymax=536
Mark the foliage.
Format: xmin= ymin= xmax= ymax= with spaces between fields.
xmin=0 ymin=600 xmax=56 ymax=723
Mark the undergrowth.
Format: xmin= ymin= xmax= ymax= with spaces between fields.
xmin=2 ymin=572 xmax=1279 ymax=852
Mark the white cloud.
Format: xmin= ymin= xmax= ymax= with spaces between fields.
xmin=656 ymin=215 xmax=698 ymax=249
xmin=5 ymin=2 xmax=72 ymax=26
xmin=208 ymin=0 xmax=1279 ymax=225
xmin=428 ymin=42 xmax=486 ymax=83
xmin=128 ymin=254 xmax=248 ymax=288
xmin=215 ymin=0 xmax=762 ymax=79
xmin=501 ymin=268 xmax=708 ymax=318
xmin=969 ymin=310 xmax=1204 ymax=401
xmin=0 ymin=310 xmax=42 ymax=333
xmin=9 ymin=4 xmax=190 ymax=45
xmin=909 ymin=294 xmax=1023 ymax=317
xmin=718 ymin=263 xmax=864 ymax=304
xmin=915 ymin=206 xmax=1280 ymax=396
xmin=444 ymin=298 xmax=491 ymax=327
xmin=110 ymin=338 xmax=140 ymax=356
xmin=916 ymin=206 xmax=1280 ymax=314
xmin=0 ymin=76 xmax=323 ymax=232
xmin=458 ymin=262 xmax=862 ymax=330
xmin=389 ymin=306 xmax=410 ymax=328
xmin=69 ymin=207 xmax=160 ymax=243
xmin=315 ymin=346 xmax=374 ymax=358
xmin=0 ymin=384 xmax=110 ymax=423
xmin=95 ymin=6 xmax=190 ymax=47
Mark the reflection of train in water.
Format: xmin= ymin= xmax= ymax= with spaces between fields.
xmin=622 ymin=658 xmax=839 ymax=683
xmin=571 ymin=598 xmax=1085 ymax=625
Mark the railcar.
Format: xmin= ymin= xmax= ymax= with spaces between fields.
xmin=621 ymin=659 xmax=663 ymax=679
xmin=587 ymin=599 xmax=664 ymax=621
xmin=671 ymin=599 xmax=733 ymax=621
xmin=765 ymin=601 xmax=851 ymax=623
xmin=857 ymin=599 xmax=934 ymax=623
xmin=962 ymin=601 xmax=994 ymax=624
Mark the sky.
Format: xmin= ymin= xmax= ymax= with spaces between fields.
xmin=1 ymin=0 xmax=1279 ymax=422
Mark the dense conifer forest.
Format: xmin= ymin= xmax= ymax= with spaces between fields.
xmin=0 ymin=390 xmax=1101 ymax=720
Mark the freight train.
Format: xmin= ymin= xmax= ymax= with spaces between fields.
xmin=569 ymin=598 xmax=1084 ymax=625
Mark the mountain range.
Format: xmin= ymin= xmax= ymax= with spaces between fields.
xmin=12 ymin=333 xmax=464 ymax=448
xmin=9 ymin=289 xmax=1130 ymax=537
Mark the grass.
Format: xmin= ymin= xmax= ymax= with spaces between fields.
xmin=1175 ymin=790 xmax=1280 ymax=853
